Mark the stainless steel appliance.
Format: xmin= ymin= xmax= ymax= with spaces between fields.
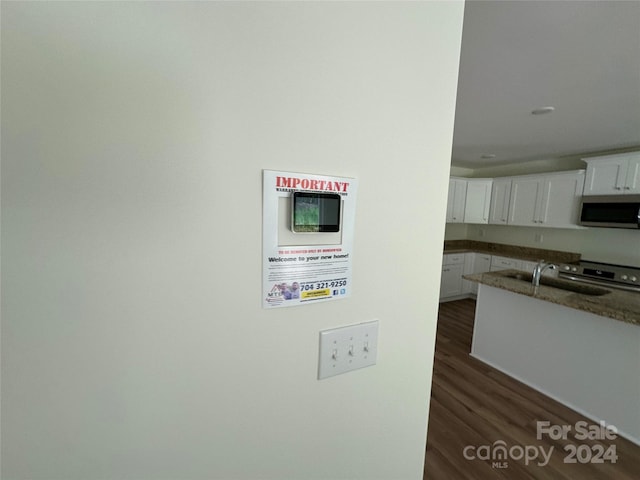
xmin=558 ymin=260 xmax=640 ymax=293
xmin=580 ymin=195 xmax=640 ymax=229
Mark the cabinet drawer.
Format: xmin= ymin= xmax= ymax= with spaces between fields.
xmin=443 ymin=253 xmax=465 ymax=266
xmin=490 ymin=255 xmax=521 ymax=271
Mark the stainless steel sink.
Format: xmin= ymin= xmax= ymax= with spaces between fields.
xmin=505 ymin=272 xmax=611 ymax=296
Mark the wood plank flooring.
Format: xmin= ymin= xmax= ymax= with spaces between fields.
xmin=424 ymin=298 xmax=640 ymax=480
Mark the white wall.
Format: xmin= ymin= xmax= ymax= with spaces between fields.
xmin=1 ymin=2 xmax=464 ymax=479
xmin=465 ymin=224 xmax=640 ymax=267
xmin=444 ymin=223 xmax=469 ymax=240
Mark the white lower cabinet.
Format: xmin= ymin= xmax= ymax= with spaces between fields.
xmin=441 ymin=252 xmax=492 ymax=301
xmin=462 ymin=253 xmax=475 ymax=294
xmin=440 ymin=253 xmax=465 ymax=299
xmin=463 ymin=253 xmax=491 ymax=295
xmin=490 ymin=255 xmax=522 ymax=272
xmin=440 ymin=253 xmax=561 ymax=301
xmin=440 ymin=263 xmax=464 ymax=299
xmin=472 ymin=254 xmax=491 ymax=294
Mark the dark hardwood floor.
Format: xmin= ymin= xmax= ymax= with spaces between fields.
xmin=424 ymin=298 xmax=640 ymax=480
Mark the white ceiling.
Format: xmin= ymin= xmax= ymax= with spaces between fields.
xmin=452 ymin=0 xmax=640 ymax=169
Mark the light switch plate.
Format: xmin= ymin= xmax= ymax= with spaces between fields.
xmin=318 ymin=320 xmax=378 ymax=380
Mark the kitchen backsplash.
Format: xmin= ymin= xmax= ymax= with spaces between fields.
xmin=444 ymin=239 xmax=581 ymax=264
xmin=446 ymin=224 xmax=640 ymax=268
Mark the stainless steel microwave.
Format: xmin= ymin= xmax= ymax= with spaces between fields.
xmin=580 ymin=195 xmax=640 ymax=229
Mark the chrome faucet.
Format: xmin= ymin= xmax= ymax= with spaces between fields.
xmin=532 ymin=261 xmax=557 ymax=287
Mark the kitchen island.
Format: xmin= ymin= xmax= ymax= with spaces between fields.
xmin=465 ymin=269 xmax=640 ymax=325
xmin=465 ymin=270 xmax=640 ymax=446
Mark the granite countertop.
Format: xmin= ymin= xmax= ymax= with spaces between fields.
xmin=465 ymin=269 xmax=640 ymax=325
xmin=444 ymin=240 xmax=581 ymax=264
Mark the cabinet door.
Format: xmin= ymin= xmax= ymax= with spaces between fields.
xmin=583 ymin=157 xmax=628 ymax=195
xmin=464 ymin=179 xmax=492 ymax=224
xmin=447 ymin=179 xmax=467 ymax=223
xmin=440 ymin=263 xmax=464 ymax=299
xmin=489 ymin=179 xmax=512 ymax=225
xmin=474 ymin=254 xmax=492 ymax=273
xmin=625 ymin=156 xmax=640 ymax=193
xmin=446 ymin=179 xmax=456 ymax=222
xmin=469 ymin=254 xmax=491 ymax=294
xmin=508 ymin=177 xmax=543 ymax=226
xmin=462 ymin=253 xmax=475 ymax=294
xmin=538 ymin=171 xmax=585 ymax=227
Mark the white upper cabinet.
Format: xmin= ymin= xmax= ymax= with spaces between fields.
xmin=508 ymin=171 xmax=585 ymax=228
xmin=448 ymin=170 xmax=585 ymax=228
xmin=446 ymin=178 xmax=491 ymax=224
xmin=583 ymin=152 xmax=640 ymax=195
xmin=446 ymin=178 xmax=467 ymax=223
xmin=488 ymin=178 xmax=512 ymax=225
xmin=538 ymin=171 xmax=586 ymax=227
xmin=508 ymin=176 xmax=544 ymax=226
xmin=464 ymin=179 xmax=493 ymax=224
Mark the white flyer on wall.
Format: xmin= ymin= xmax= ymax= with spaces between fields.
xmin=263 ymin=170 xmax=358 ymax=308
